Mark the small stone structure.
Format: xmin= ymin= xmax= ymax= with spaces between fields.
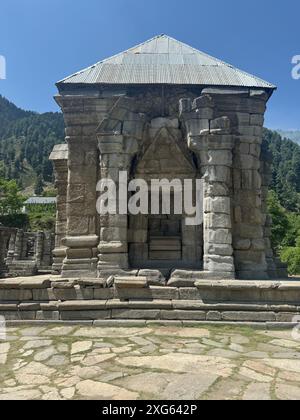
xmin=0 ymin=226 xmax=17 ymax=277
xmin=6 ymin=230 xmax=55 ymax=277
xmin=51 ymin=35 xmax=285 ymax=283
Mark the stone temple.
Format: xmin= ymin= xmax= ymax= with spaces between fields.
xmin=50 ymin=34 xmax=285 ymax=285
xmin=2 ymin=36 xmax=299 ymax=324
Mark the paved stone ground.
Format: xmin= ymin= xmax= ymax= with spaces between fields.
xmin=1 ymin=324 xmax=300 ymax=400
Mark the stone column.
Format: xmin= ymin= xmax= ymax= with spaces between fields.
xmin=232 ymin=91 xmax=269 ymax=279
xmin=181 ymin=96 xmax=235 ymax=279
xmin=49 ymin=144 xmax=68 ymax=274
xmin=6 ymin=230 xmax=17 ymax=266
xmin=54 ymin=95 xmax=117 ymax=278
xmin=97 ymin=134 xmax=130 ymax=277
xmin=96 ymin=97 xmax=146 ymax=278
xmin=35 ymin=231 xmax=44 ymax=269
xmin=61 ymin=135 xmax=99 ymax=278
xmin=190 ymin=132 xmax=235 ymax=278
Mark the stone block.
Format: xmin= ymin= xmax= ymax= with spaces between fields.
xmin=208 ymin=150 xmax=232 ymax=166
xmin=19 ymin=311 xmax=36 ymax=320
xmin=98 ymin=242 xmax=128 ymax=254
xmin=161 ymin=310 xmax=206 ymax=321
xmin=192 ymin=95 xmax=214 ymax=110
xmin=206 ymin=183 xmax=229 ymax=197
xmin=205 ymin=255 xmax=234 ymax=272
xmin=115 ymin=287 xmax=179 ymax=301
xmin=36 ymin=311 xmax=60 ymax=321
xmin=222 ymin=311 xmax=276 ymax=322
xmin=179 ymin=288 xmax=203 ymax=300
xmin=235 ymin=250 xmax=268 ymax=272
xmin=236 ymin=224 xmax=264 ymax=240
xmin=58 ymin=301 xmax=107 ymax=311
xmin=250 ymin=114 xmax=264 ymax=126
xmin=128 ymin=229 xmax=148 ymax=243
xmin=0 ymin=290 xmax=32 ymax=301
xmin=63 ymin=235 xmax=99 ymax=249
xmin=60 ymin=310 xmax=110 ymax=321
xmin=114 ymin=277 xmax=148 ymax=289
xmin=207 ymin=229 xmax=232 ymax=245
xmin=93 ymin=289 xmax=114 ymax=300
xmin=206 ymin=311 xmax=222 ymax=321
xmin=234 ymin=239 xmax=251 ymax=250
xmin=100 ymin=227 xmax=127 ymax=242
xmin=252 ymin=239 xmax=266 ymax=251
xmin=204 ymin=197 xmax=231 ymax=214
xmin=206 ymin=166 xmax=231 ymax=183
xmin=111 ymin=309 xmax=160 ymax=320
xmin=207 ymin=244 xmax=233 ymax=256
xmin=207 ymin=213 xmax=232 ymax=229
xmin=0 ymin=311 xmax=20 ymax=320
xmin=138 ymin=270 xmax=166 ymax=286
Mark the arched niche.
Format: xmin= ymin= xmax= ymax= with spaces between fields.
xmin=128 ymin=118 xmax=203 ymax=271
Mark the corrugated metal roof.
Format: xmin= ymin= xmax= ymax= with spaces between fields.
xmin=57 ymin=35 xmax=276 ymax=89
xmin=25 ymin=197 xmax=57 ymax=205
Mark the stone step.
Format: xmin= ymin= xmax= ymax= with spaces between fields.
xmin=0 ymin=299 xmax=299 ymax=322
xmin=114 ymin=277 xmax=148 ymax=289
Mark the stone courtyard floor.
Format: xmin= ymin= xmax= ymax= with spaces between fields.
xmin=1 ymin=324 xmax=300 ymax=400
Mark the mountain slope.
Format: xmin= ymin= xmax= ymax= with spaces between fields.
xmin=263 ymin=128 xmax=300 ymax=212
xmin=276 ymin=130 xmax=300 ymax=145
xmin=0 ymin=95 xmax=65 ymax=190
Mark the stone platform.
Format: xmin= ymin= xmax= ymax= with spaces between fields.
xmin=0 ymin=275 xmax=300 ymax=323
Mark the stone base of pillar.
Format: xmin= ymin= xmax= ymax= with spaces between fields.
xmin=61 ymin=236 xmax=99 ymax=278
xmin=97 ymin=253 xmax=129 ymax=279
xmin=52 ymin=247 xmax=67 ymax=274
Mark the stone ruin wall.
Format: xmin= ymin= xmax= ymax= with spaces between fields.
xmin=2 ymin=230 xmax=55 ymax=277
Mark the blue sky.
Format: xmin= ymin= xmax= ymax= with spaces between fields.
xmin=0 ymin=0 xmax=299 ymax=129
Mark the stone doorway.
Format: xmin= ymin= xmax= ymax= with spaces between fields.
xmin=128 ymin=118 xmax=203 ymax=271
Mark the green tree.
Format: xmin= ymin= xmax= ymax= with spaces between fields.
xmin=0 ymin=178 xmax=25 ymax=215
xmin=34 ymin=175 xmax=44 ymax=196
xmin=267 ymin=191 xmax=290 ymax=252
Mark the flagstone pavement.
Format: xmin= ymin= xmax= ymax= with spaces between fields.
xmin=1 ymin=324 xmax=300 ymax=400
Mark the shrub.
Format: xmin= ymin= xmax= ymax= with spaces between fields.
xmin=0 ymin=214 xmax=29 ymax=229
xmin=281 ymin=247 xmax=300 ymax=275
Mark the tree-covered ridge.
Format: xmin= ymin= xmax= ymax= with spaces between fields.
xmin=263 ymin=128 xmax=300 ymax=212
xmin=0 ymin=95 xmax=65 ymax=189
xmin=276 ymin=130 xmax=300 ymax=145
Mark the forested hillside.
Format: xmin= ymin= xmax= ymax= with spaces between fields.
xmin=263 ymin=129 xmax=300 ymax=212
xmin=262 ymin=129 xmax=300 ymax=274
xmin=0 ymin=95 xmax=64 ymax=192
xmin=276 ymin=130 xmax=300 ymax=145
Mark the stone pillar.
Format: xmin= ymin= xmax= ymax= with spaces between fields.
xmin=96 ymin=97 xmax=146 ymax=278
xmin=97 ymin=134 xmax=130 ymax=277
xmin=14 ymin=230 xmax=23 ymax=261
xmin=54 ymin=95 xmax=118 ymax=278
xmin=61 ymin=135 xmax=99 ymax=278
xmin=232 ymin=91 xmax=269 ymax=279
xmin=50 ymin=144 xmax=68 ymax=274
xmin=6 ymin=230 xmax=16 ymax=266
xmin=35 ymin=231 xmax=44 ymax=268
xmin=202 ymin=134 xmax=235 ymax=278
xmin=181 ymin=95 xmax=235 ymax=279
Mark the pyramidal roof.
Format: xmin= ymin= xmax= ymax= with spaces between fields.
xmin=57 ymin=35 xmax=275 ymax=89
